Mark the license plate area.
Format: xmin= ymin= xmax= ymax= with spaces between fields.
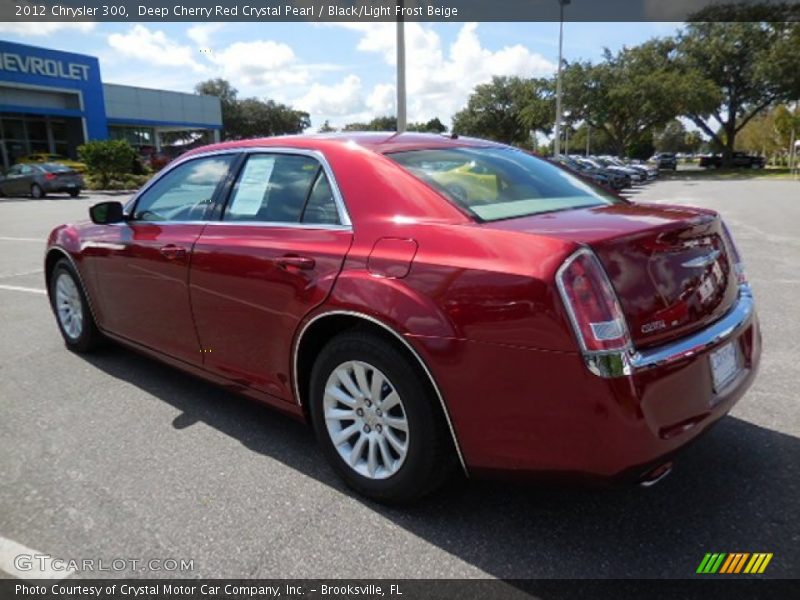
xmin=710 ymin=341 xmax=740 ymax=393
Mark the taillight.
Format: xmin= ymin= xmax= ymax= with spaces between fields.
xmin=44 ymin=173 xmax=56 ymax=181
xmin=721 ymin=221 xmax=747 ymax=285
xmin=556 ymin=248 xmax=631 ymax=353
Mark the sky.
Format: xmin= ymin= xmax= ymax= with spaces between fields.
xmin=0 ymin=21 xmax=683 ymax=130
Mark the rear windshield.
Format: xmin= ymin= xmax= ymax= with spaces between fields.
xmin=388 ymin=147 xmax=619 ymax=221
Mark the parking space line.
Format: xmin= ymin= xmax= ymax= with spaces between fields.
xmin=0 ymin=237 xmax=43 ymax=242
xmin=0 ymin=535 xmax=75 ymax=579
xmin=0 ymin=284 xmax=46 ymax=295
xmin=0 ymin=269 xmax=44 ymax=279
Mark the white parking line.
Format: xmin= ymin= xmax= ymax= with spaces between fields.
xmin=0 ymin=284 xmax=46 ymax=295
xmin=0 ymin=236 xmax=43 ymax=242
xmin=0 ymin=269 xmax=44 ymax=279
xmin=0 ymin=535 xmax=75 ymax=579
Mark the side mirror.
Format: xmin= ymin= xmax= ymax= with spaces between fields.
xmin=89 ymin=201 xmax=125 ymax=225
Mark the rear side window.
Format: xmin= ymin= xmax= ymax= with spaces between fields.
xmin=224 ymin=153 xmax=341 ymax=225
xmin=388 ymin=147 xmax=620 ymax=222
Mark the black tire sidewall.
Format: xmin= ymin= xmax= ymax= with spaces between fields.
xmin=309 ymin=331 xmax=447 ymax=503
xmin=31 ymin=184 xmax=44 ymax=198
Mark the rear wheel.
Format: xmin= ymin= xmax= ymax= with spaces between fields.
xmin=31 ymin=184 xmax=45 ymax=199
xmin=309 ymin=329 xmax=457 ymax=503
xmin=68 ymin=189 xmax=80 ymax=197
xmin=49 ymin=259 xmax=102 ymax=352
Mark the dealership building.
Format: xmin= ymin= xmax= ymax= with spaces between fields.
xmin=0 ymin=40 xmax=222 ymax=169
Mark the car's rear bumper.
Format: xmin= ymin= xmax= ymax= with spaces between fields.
xmin=411 ymin=285 xmax=761 ymax=480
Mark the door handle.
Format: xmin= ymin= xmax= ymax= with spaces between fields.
xmin=275 ymin=255 xmax=315 ymax=270
xmin=159 ymin=245 xmax=187 ymax=260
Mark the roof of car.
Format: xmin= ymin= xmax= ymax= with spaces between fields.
xmin=183 ymin=132 xmax=502 ymax=158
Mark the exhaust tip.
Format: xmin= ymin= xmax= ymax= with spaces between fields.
xmin=639 ymin=461 xmax=673 ymax=487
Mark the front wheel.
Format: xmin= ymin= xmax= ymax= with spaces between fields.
xmin=68 ymin=189 xmax=80 ymax=197
xmin=31 ymin=184 xmax=45 ymax=199
xmin=309 ymin=329 xmax=457 ymax=503
xmin=49 ymin=259 xmax=102 ymax=352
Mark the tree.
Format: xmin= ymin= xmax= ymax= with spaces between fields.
xmin=676 ymin=20 xmax=800 ymax=165
xmin=195 ymin=78 xmax=242 ymax=140
xmin=562 ymin=40 xmax=711 ymax=157
xmin=451 ymin=76 xmax=553 ymax=146
xmin=407 ymin=117 xmax=447 ymax=133
xmin=342 ymin=116 xmax=398 ymax=131
xmin=654 ymin=120 xmax=689 ymax=153
xmin=195 ymin=78 xmax=310 ymax=140
xmin=318 ymin=120 xmax=337 ymax=133
xmin=78 ymin=139 xmax=136 ymax=188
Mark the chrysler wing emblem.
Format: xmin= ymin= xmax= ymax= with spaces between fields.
xmin=682 ymin=249 xmax=721 ymax=268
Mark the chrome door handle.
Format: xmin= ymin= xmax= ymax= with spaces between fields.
xmin=159 ymin=245 xmax=187 ymax=260
xmin=275 ymin=255 xmax=315 ymax=270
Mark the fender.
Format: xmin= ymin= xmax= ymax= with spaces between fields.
xmin=293 ymin=272 xmax=468 ymax=473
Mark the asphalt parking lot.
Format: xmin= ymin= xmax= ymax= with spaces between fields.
xmin=1 ymin=179 xmax=798 ymax=580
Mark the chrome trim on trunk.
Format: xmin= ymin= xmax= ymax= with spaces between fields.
xmin=584 ymin=285 xmax=755 ymax=378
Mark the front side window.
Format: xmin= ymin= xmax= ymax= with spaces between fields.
xmin=389 ymin=147 xmax=621 ymax=222
xmin=224 ymin=153 xmax=340 ymax=225
xmin=133 ymin=155 xmax=235 ymax=222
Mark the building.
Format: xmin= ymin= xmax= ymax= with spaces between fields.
xmin=0 ymin=40 xmax=222 ymax=169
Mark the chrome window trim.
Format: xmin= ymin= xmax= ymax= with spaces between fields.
xmin=123 ymin=146 xmax=353 ymax=229
xmin=583 ymin=285 xmax=755 ymax=378
xmin=292 ymin=310 xmax=469 ymax=476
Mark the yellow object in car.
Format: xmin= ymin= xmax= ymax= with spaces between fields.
xmin=17 ymin=154 xmax=87 ymax=173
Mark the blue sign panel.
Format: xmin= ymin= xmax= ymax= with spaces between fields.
xmin=0 ymin=40 xmax=108 ymax=140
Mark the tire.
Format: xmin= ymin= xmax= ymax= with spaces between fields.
xmin=309 ymin=328 xmax=458 ymax=503
xmin=31 ymin=184 xmax=45 ymax=199
xmin=69 ymin=189 xmax=80 ymax=197
xmin=49 ymin=259 xmax=102 ymax=353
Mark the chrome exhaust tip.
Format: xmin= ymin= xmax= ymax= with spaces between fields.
xmin=639 ymin=461 xmax=673 ymax=487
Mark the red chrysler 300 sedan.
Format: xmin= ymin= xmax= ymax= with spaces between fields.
xmin=45 ymin=133 xmax=760 ymax=502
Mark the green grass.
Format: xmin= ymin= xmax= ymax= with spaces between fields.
xmin=661 ymin=167 xmax=799 ymax=180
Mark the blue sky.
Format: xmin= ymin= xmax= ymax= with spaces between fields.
xmin=0 ymin=21 xmax=682 ymax=129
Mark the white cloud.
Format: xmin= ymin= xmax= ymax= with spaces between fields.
xmin=107 ymin=25 xmax=206 ymax=73
xmin=186 ymin=23 xmax=224 ymax=48
xmin=366 ymin=83 xmax=396 ymax=115
xmin=0 ymin=22 xmax=95 ymax=36
xmin=208 ymin=40 xmax=307 ymax=87
xmin=330 ymin=22 xmax=556 ymax=125
xmin=296 ymin=74 xmax=365 ymax=117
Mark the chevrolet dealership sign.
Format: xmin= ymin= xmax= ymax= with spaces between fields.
xmin=0 ymin=51 xmax=90 ymax=81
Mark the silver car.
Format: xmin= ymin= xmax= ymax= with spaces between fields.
xmin=0 ymin=162 xmax=84 ymax=198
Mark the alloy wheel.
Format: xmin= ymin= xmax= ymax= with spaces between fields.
xmin=55 ymin=272 xmax=83 ymax=340
xmin=323 ymin=360 xmax=409 ymax=479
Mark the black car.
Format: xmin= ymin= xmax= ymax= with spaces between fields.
xmin=699 ymin=152 xmax=766 ymax=169
xmin=0 ymin=162 xmax=84 ymax=198
xmin=650 ymin=152 xmax=678 ymax=171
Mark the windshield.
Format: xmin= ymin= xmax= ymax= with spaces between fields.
xmin=388 ymin=147 xmax=619 ymax=222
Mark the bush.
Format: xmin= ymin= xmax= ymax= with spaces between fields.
xmin=78 ymin=139 xmax=137 ymax=189
xmin=84 ymin=173 xmax=150 ymax=191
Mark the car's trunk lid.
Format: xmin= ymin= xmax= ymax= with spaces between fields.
xmin=486 ymin=203 xmax=740 ymax=348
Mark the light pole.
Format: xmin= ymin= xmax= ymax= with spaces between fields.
xmin=553 ymin=0 xmax=570 ymax=156
xmin=396 ymin=1 xmax=407 ymax=133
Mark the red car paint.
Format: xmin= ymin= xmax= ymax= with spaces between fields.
xmin=45 ymin=133 xmax=760 ymax=481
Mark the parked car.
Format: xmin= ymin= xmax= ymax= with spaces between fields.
xmin=699 ymin=152 xmax=766 ymax=169
xmin=651 ymin=152 xmax=678 ymax=171
xmin=45 ymin=133 xmax=760 ymax=503
xmin=593 ymin=157 xmax=645 ymax=183
xmin=0 ymin=162 xmax=84 ymax=198
xmin=578 ymin=157 xmax=631 ymax=189
xmin=627 ymin=159 xmax=659 ymax=180
xmin=17 ymin=153 xmax=87 ymax=173
xmin=550 ymin=155 xmax=614 ymax=190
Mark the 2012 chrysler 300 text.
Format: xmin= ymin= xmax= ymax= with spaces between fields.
xmin=45 ymin=133 xmax=761 ymax=502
